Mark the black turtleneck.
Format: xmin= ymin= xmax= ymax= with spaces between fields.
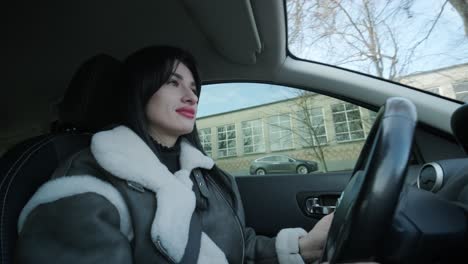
xmin=152 ymin=138 xmax=181 ymax=174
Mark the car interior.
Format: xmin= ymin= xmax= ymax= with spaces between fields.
xmin=2 ymin=0 xmax=468 ymax=263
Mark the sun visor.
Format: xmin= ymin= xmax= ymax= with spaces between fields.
xmin=182 ymin=0 xmax=262 ymax=65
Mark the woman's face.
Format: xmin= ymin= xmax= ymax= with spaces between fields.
xmin=145 ymin=62 xmax=198 ymax=144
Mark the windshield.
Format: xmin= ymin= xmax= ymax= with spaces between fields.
xmin=286 ymin=0 xmax=468 ymax=102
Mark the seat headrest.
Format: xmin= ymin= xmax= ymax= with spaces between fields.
xmin=57 ymin=54 xmax=123 ymax=132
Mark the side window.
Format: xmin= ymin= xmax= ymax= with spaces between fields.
xmin=217 ymin=124 xmax=236 ymax=158
xmin=277 ymin=156 xmax=289 ymax=162
xmin=269 ymin=114 xmax=293 ymax=151
xmin=197 ymin=83 xmax=377 ymax=176
xmin=261 ymin=156 xmax=275 ymax=162
xmin=331 ymin=103 xmax=365 ymax=142
xmin=242 ymin=119 xmax=265 ymax=154
xmin=296 ymin=107 xmax=327 ymax=147
xmin=198 ymin=128 xmax=212 ymax=156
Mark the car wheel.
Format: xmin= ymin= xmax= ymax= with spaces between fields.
xmin=296 ymin=165 xmax=308 ymax=174
xmin=256 ymin=168 xmax=266 ymax=175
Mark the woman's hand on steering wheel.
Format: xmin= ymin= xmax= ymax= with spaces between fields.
xmin=299 ymin=213 xmax=334 ymax=263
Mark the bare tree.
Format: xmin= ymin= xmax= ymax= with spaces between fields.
xmin=290 ymin=91 xmax=330 ymax=172
xmin=287 ymin=0 xmax=452 ymax=80
xmin=263 ymin=91 xmax=380 ymax=173
xmin=263 ymin=92 xmax=330 ymax=172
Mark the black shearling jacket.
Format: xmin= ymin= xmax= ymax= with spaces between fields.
xmin=16 ymin=126 xmax=306 ymax=264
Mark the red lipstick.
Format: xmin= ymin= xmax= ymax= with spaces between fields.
xmin=176 ymin=107 xmax=195 ymax=119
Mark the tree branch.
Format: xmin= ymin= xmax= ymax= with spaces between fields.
xmin=406 ymin=1 xmax=448 ymax=64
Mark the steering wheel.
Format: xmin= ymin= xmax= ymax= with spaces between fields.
xmin=323 ymin=97 xmax=417 ymax=263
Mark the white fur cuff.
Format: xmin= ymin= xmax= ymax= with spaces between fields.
xmin=276 ymin=228 xmax=307 ymax=264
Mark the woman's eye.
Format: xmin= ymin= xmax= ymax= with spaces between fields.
xmin=168 ymin=80 xmax=179 ymax=86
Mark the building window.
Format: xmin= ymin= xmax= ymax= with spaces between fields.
xmin=268 ymin=114 xmax=293 ymax=151
xmin=217 ymin=124 xmax=237 ymax=157
xmin=198 ymin=128 xmax=212 ymax=156
xmin=331 ymin=103 xmax=365 ymax=142
xmin=242 ymin=119 xmax=265 ymax=154
xmin=296 ymin=107 xmax=327 ymax=146
xmin=453 ymin=81 xmax=468 ymax=102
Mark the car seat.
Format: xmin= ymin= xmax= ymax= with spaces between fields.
xmin=0 ymin=54 xmax=123 ymax=264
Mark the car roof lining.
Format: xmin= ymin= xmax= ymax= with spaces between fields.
xmin=182 ymin=0 xmax=262 ymax=65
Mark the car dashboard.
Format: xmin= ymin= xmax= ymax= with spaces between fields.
xmin=385 ymin=157 xmax=468 ymax=263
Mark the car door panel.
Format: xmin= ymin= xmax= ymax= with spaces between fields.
xmin=285 ymin=158 xmax=296 ymax=172
xmin=270 ymin=162 xmax=281 ymax=173
xmin=235 ymin=171 xmax=352 ymax=237
xmin=270 ymin=156 xmax=282 ymax=172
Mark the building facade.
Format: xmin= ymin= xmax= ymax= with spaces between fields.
xmin=196 ymin=63 xmax=468 ymax=176
xmin=197 ymin=95 xmax=376 ymax=176
xmin=399 ymin=63 xmax=468 ymax=102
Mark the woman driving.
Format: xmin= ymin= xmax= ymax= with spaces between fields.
xmin=16 ymin=45 xmax=333 ymax=264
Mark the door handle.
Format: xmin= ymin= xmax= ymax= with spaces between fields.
xmin=305 ymin=197 xmax=336 ymax=215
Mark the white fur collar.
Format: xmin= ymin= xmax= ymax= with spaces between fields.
xmin=91 ymin=125 xmax=226 ymax=263
xmin=91 ymin=126 xmax=214 ymax=190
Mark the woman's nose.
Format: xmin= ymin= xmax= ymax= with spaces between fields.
xmin=182 ymin=88 xmax=198 ymax=105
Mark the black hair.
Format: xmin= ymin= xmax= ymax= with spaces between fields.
xmin=121 ymin=45 xmax=237 ymax=208
xmin=122 ymin=45 xmax=202 ymax=156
